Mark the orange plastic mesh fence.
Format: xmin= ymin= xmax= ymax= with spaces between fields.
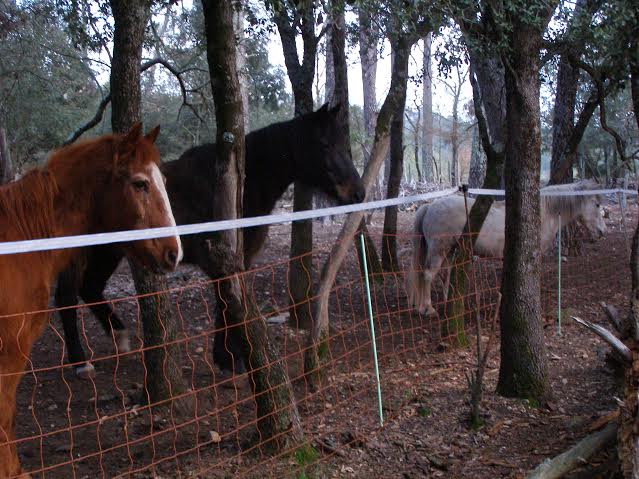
xmin=1 ymin=211 xmax=633 ymax=478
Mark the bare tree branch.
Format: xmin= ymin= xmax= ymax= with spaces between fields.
xmin=64 ymin=57 xmax=202 ymax=145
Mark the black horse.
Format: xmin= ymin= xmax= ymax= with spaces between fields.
xmin=55 ymin=104 xmax=364 ymax=378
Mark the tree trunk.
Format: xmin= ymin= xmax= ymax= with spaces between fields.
xmin=450 ymin=94 xmax=459 ymax=185
xmin=414 ymin=107 xmax=423 ymax=182
xmin=496 ymin=16 xmax=551 ymax=402
xmin=305 ymin=33 xmax=415 ymax=383
xmin=272 ymin=1 xmax=318 ymax=330
xmin=548 ymin=0 xmax=600 ymax=185
xmin=464 ymin=46 xmax=507 ymax=181
xmin=234 ymin=1 xmax=250 ymax=133
xmin=422 ymin=34 xmax=433 ymax=182
xmin=382 ymin=45 xmax=408 ymax=272
xmin=549 ymin=54 xmax=579 ymax=184
xmin=468 ymin=127 xmax=486 ymax=188
xmin=442 ymin=61 xmax=505 ymax=345
xmin=325 ymin=21 xmax=335 ymax=103
xmin=549 ymin=85 xmax=600 ymax=185
xmin=0 ymin=127 xmax=13 ymax=184
xmin=110 ymin=0 xmax=190 ymax=411
xmin=630 ymin=38 xmax=639 ymax=133
xmin=202 ymin=0 xmax=303 ymax=449
xmin=358 ymin=5 xmax=380 ymax=198
xmin=289 ymin=105 xmax=315 ymax=329
xmin=331 ymin=2 xmax=382 ymax=279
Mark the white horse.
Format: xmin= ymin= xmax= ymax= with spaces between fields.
xmin=408 ymin=181 xmax=607 ymax=316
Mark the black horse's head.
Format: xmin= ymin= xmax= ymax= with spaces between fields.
xmin=296 ymin=103 xmax=365 ymax=205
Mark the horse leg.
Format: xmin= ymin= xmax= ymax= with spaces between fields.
xmin=421 ymin=254 xmax=445 ymax=317
xmin=0 ymin=371 xmax=26 ymax=478
xmin=442 ymin=261 xmax=452 ymax=304
xmin=0 ymin=312 xmax=48 ymax=478
xmin=80 ymin=246 xmax=127 ymax=354
xmin=55 ymin=268 xmax=95 ymax=379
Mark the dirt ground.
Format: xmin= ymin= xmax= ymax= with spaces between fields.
xmin=14 ymin=195 xmax=636 ymax=478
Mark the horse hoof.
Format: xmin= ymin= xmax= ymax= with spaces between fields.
xmin=75 ymin=363 xmax=96 ymax=380
xmin=114 ymin=329 xmax=130 ymax=353
xmin=419 ymin=306 xmax=437 ymax=317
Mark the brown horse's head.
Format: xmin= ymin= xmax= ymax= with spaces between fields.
xmin=99 ymin=123 xmax=182 ymax=272
xmin=296 ymin=104 xmax=365 ymax=205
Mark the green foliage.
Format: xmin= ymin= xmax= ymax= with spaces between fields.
xmin=294 ymin=443 xmax=320 ymax=479
xmin=0 ymin=0 xmax=100 ymax=168
xmin=417 ymin=405 xmax=431 ymax=417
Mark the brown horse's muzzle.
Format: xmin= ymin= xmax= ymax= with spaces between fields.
xmin=128 ymin=235 xmax=182 ymax=273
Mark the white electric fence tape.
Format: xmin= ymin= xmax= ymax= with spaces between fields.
xmin=0 ymin=187 xmax=635 ymax=256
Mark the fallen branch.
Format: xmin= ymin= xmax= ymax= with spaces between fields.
xmin=526 ymin=421 xmax=618 ymax=479
xmin=572 ymin=316 xmax=632 ymax=365
xmin=600 ymin=302 xmax=624 ymax=336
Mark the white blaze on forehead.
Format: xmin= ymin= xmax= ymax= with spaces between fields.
xmin=150 ymin=163 xmax=183 ymax=263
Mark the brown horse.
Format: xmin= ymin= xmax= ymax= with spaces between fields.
xmin=0 ymin=124 xmax=182 ymax=478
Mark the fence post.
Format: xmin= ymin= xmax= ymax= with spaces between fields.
xmin=557 ymin=214 xmax=562 ymax=336
xmin=359 ymin=233 xmax=384 ymax=427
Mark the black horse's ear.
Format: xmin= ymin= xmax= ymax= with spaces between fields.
xmin=329 ymin=102 xmax=342 ymax=115
xmin=318 ymin=103 xmax=330 ymax=113
xmin=145 ymin=125 xmax=160 ymax=144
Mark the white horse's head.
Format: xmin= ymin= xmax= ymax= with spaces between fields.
xmin=580 ymin=193 xmax=607 ymax=238
xmin=541 ymin=180 xmax=607 ymax=241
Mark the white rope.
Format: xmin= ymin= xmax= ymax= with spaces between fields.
xmin=0 ymin=188 xmax=457 ymax=255
xmin=0 ymin=186 xmax=634 ymax=256
xmin=470 ymin=188 xmax=637 ymax=197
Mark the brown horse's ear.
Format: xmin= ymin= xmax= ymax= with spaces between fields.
xmin=145 ymin=125 xmax=160 ymax=144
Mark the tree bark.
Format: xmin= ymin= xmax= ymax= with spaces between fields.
xmin=325 ymin=20 xmax=335 ymax=103
xmin=548 ymin=85 xmax=600 ymax=185
xmin=463 ymin=43 xmax=507 ymax=178
xmin=202 ymin=0 xmax=303 ymax=449
xmin=442 ymin=64 xmax=505 ymax=345
xmin=467 ymin=126 xmax=485 ymax=188
xmin=0 ymin=127 xmax=13 ymax=184
xmin=110 ymin=0 xmax=190 ymax=411
xmin=330 ymin=1 xmax=383 ymax=279
xmin=305 ymin=33 xmax=415 ymax=383
xmin=358 ymin=5 xmax=380 ymax=197
xmin=630 ymin=38 xmax=639 ymax=133
xmin=548 ymin=0 xmax=600 ymax=184
xmin=450 ymin=90 xmax=460 ymax=185
xmin=496 ymin=10 xmax=553 ymax=401
xmin=422 ymin=34 xmax=433 ymax=182
xmin=382 ymin=42 xmax=408 ymax=272
xmin=272 ymin=1 xmax=318 ymax=330
xmin=549 ymin=54 xmax=579 ymax=184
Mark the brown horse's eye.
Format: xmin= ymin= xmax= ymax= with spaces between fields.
xmin=132 ymin=179 xmax=149 ymax=192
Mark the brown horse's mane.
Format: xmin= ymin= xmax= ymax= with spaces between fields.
xmin=0 ymin=134 xmax=123 ymax=243
xmin=0 ymin=168 xmax=58 ymax=242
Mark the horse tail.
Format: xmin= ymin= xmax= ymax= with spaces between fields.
xmin=408 ymin=204 xmax=429 ymax=311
